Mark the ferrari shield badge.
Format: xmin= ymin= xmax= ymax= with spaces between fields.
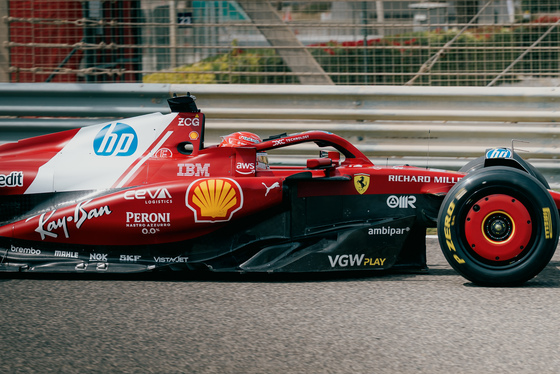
xmin=354 ymin=174 xmax=370 ymax=195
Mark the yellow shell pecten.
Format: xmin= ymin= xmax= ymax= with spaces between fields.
xmin=191 ymin=179 xmax=237 ymax=218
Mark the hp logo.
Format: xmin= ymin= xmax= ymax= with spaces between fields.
xmin=94 ymin=123 xmax=138 ymax=156
xmin=485 ymin=148 xmax=511 ymax=159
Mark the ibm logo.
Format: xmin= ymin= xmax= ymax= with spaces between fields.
xmin=94 ymin=123 xmax=138 ymax=156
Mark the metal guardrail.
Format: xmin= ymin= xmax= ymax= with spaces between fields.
xmin=3 ymin=83 xmax=560 ymax=120
xmin=1 ymin=83 xmax=560 ymax=186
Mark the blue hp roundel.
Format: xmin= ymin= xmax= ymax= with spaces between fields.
xmin=485 ymin=148 xmax=512 ymax=159
xmin=94 ymin=123 xmax=138 ymax=156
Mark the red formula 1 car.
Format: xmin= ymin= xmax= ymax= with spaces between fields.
xmin=0 ymin=94 xmax=558 ymax=286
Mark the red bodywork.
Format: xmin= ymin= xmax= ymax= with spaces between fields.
xmin=0 ymin=109 xmax=470 ymax=246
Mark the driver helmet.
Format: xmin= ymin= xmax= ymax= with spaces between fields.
xmin=219 ymin=132 xmax=262 ymax=147
xmin=219 ymin=132 xmax=269 ymax=169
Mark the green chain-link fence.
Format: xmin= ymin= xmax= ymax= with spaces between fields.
xmin=3 ymin=0 xmax=560 ymax=86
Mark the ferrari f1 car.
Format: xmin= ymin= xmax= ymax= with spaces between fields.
xmin=0 ymin=94 xmax=558 ymax=286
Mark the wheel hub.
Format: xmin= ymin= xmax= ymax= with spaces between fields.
xmin=484 ymin=213 xmax=512 ymax=241
xmin=465 ymin=194 xmax=532 ymax=261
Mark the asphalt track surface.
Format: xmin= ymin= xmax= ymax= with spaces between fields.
xmin=2 ymin=237 xmax=560 ymax=374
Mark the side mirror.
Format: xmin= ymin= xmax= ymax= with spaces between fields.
xmin=307 ymin=158 xmax=332 ymax=169
xmin=320 ymin=150 xmax=341 ymax=165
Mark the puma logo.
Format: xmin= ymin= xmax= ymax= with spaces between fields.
xmin=262 ymin=182 xmax=280 ymax=196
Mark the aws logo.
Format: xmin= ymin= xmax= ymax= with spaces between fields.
xmin=236 ymin=162 xmax=255 ymax=175
xmin=186 ymin=178 xmax=243 ymax=223
xmin=94 ymin=123 xmax=138 ymax=156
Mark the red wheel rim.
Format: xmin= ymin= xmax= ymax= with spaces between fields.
xmin=464 ymin=194 xmax=532 ymax=261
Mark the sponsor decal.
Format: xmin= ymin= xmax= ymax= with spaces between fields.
xmin=443 ymin=200 xmax=465 ymax=264
xmin=240 ymin=134 xmax=260 ymax=144
xmin=74 ymin=262 xmax=108 ymax=271
xmin=354 ymin=174 xmax=370 ymax=195
xmin=455 ymin=187 xmax=468 ymax=201
xmin=54 ymin=250 xmax=78 ymax=258
xmin=120 ymin=255 xmax=141 ymax=262
xmin=272 ymin=134 xmax=310 ymax=147
xmin=94 ymin=122 xmax=138 ymax=156
xmin=486 ymin=148 xmax=512 ymax=159
xmin=0 ymin=171 xmax=23 ymax=187
xmin=153 ymin=148 xmax=173 ymax=159
xmin=142 ymin=228 xmax=161 ymax=234
xmin=90 ymin=253 xmax=108 ymax=261
xmin=328 ymin=254 xmax=364 ymax=267
xmin=286 ymin=134 xmax=309 ymax=143
xmin=434 ymin=176 xmax=462 ymax=184
xmin=262 ymin=182 xmax=280 ymax=196
xmin=33 ymin=200 xmax=112 ymax=240
xmin=124 ymin=188 xmax=172 ymax=204
xmin=10 ymin=245 xmax=41 ymax=255
xmin=236 ymin=162 xmax=255 ymax=175
xmin=177 ymin=163 xmax=210 ymax=177
xmin=364 ymin=258 xmax=386 ymax=266
xmin=125 ymin=212 xmax=171 ymax=228
xmin=189 ymin=131 xmax=200 ymax=141
xmin=388 ymin=175 xmax=462 ymax=184
xmin=328 ymin=254 xmax=387 ymax=267
xmin=186 ymin=178 xmax=243 ymax=223
xmin=178 ymin=116 xmax=200 ymax=127
xmin=368 ymin=226 xmax=410 ymax=236
xmin=154 ymin=256 xmax=188 ymax=263
xmin=543 ymin=207 xmax=554 ymax=239
xmin=387 ymin=195 xmax=416 ymax=209
xmin=389 ymin=175 xmax=430 ymax=183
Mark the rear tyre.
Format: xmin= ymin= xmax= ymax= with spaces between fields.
xmin=437 ymin=167 xmax=559 ymax=286
xmin=459 ymin=154 xmax=550 ymax=189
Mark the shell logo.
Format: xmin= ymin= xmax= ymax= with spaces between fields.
xmin=189 ymin=131 xmax=199 ymax=141
xmin=186 ymin=178 xmax=243 ymax=222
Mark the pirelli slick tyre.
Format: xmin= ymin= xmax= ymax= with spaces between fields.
xmin=437 ymin=166 xmax=559 ymax=286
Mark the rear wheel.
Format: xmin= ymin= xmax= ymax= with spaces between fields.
xmin=437 ymin=167 xmax=559 ymax=286
xmin=459 ymin=154 xmax=550 ymax=189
